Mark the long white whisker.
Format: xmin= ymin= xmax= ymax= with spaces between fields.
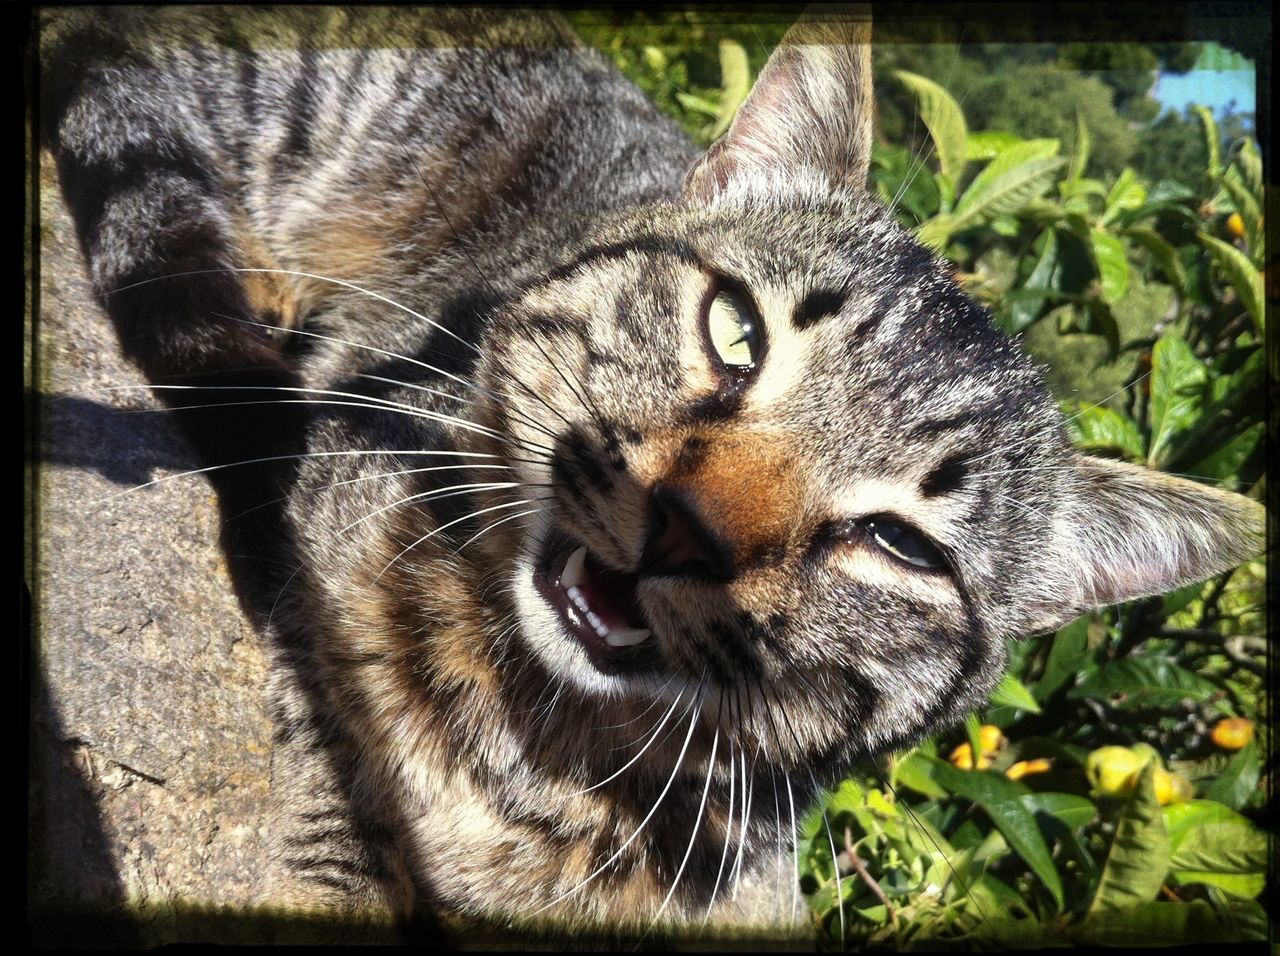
xmin=452 ymin=507 xmax=541 ymax=555
xmin=374 ymin=497 xmax=533 ymax=583
xmin=104 ymin=382 xmax=557 ymax=457
xmin=572 ymin=691 xmax=687 ymax=796
xmin=109 ymin=266 xmax=482 ymax=355
xmin=702 ymin=737 xmax=736 ymax=924
xmin=532 ymin=694 xmax=704 ymax=915
xmin=339 ymin=482 xmax=518 ymax=534
xmin=650 ymin=727 xmax=720 ymax=928
xmin=99 ymin=447 xmax=507 ymax=502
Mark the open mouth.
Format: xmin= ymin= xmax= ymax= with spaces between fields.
xmin=533 ymin=531 xmax=662 ymax=677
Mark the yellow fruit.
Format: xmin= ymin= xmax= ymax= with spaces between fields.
xmin=949 ymin=742 xmax=992 ymax=770
xmin=1006 ymin=758 xmax=1053 ymax=781
xmin=1085 ymin=746 xmax=1145 ymax=797
xmin=1210 ymin=718 xmax=1254 ymax=751
xmin=1225 ymin=211 xmax=1246 ymax=238
xmin=1153 ymin=768 xmax=1193 ymax=805
xmin=978 ymin=724 xmax=1005 ymax=755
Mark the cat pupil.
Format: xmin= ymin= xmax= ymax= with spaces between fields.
xmin=707 ymin=290 xmax=758 ymax=368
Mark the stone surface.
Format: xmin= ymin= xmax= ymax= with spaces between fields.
xmin=29 ymin=154 xmax=281 ymax=945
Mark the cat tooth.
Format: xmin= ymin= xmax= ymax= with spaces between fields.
xmin=604 ymin=626 xmax=651 ymax=648
xmin=561 ymin=546 xmax=588 ymax=588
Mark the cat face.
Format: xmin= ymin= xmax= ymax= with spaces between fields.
xmin=475 ymin=12 xmax=1263 ymax=777
xmin=483 ymin=195 xmax=1043 ymax=767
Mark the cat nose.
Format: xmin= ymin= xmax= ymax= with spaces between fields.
xmin=639 ymin=483 xmax=735 ymax=581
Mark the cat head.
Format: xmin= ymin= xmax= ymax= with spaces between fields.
xmin=474 ymin=9 xmax=1264 ymax=774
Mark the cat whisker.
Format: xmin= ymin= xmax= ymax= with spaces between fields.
xmin=102 ymin=382 xmax=559 ymax=459
xmin=338 ymin=482 xmax=520 ymax=535
xmin=212 ymin=311 xmax=575 ymax=440
xmin=223 ymin=462 xmax=516 ymax=524
xmin=532 ymin=680 xmax=705 ymax=916
xmin=358 ymin=373 xmax=563 ymax=446
xmin=374 ymin=497 xmax=539 ymax=584
xmin=873 ymin=768 xmax=1003 ymax=945
xmin=572 ymin=690 xmax=687 ymax=796
xmin=451 ymin=506 xmax=542 ymax=556
xmin=784 ymin=771 xmax=800 ymax=923
xmin=647 ymin=726 xmax=720 ymax=932
xmin=729 ymin=744 xmax=754 ymax=897
xmin=97 ymin=447 xmax=512 ymax=503
xmin=811 ymin=773 xmax=847 ymax=948
xmin=111 ymin=266 xmax=485 ymax=355
xmin=389 ymin=138 xmax=612 ymax=444
xmin=701 ymin=732 xmax=736 ymax=925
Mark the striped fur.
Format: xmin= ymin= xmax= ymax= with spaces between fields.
xmin=42 ymin=5 xmax=1264 ymax=942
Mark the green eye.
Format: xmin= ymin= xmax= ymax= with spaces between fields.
xmin=706 ymin=290 xmax=760 ymax=369
xmin=864 ymin=517 xmax=945 ymax=570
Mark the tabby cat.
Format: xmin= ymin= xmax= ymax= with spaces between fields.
xmin=40 ymin=5 xmax=1264 ymax=944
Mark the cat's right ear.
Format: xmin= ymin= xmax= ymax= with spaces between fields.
xmin=683 ymin=5 xmax=874 ymax=203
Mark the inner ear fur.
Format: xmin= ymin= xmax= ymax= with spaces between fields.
xmin=1014 ymin=454 xmax=1266 ymax=636
xmin=684 ymin=4 xmax=874 ymax=202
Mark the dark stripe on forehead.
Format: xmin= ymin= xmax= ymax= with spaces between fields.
xmin=546 ymin=235 xmax=705 ymax=283
xmin=906 ymin=395 xmax=1021 ymax=441
xmin=921 ymin=453 xmax=969 ymax=498
xmin=792 ymin=288 xmax=847 ymax=330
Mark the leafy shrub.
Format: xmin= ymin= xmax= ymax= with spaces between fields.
xmin=579 ymin=19 xmax=1269 ymax=948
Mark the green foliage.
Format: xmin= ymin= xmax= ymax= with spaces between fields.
xmin=574 ymin=18 xmax=1267 ymax=948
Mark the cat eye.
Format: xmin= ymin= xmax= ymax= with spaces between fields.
xmin=706 ymin=289 xmax=761 ymax=370
xmin=863 ymin=517 xmax=945 ymax=570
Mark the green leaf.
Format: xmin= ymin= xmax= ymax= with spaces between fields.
xmin=1202 ymin=740 xmax=1261 ymax=811
xmin=1197 ymin=231 xmax=1264 ymax=331
xmin=1063 ymin=402 xmax=1145 ymax=460
xmin=1166 ymin=795 xmax=1267 ymax=899
xmin=1088 ymin=230 xmax=1129 ymax=303
xmin=1233 ymin=137 xmax=1261 ymax=198
xmin=1172 ymin=798 xmax=1249 ymax=854
xmin=894 ymin=70 xmax=968 ymax=183
xmin=1068 ymin=110 xmax=1090 ymax=182
xmin=928 ymin=760 xmax=1065 ymax=910
xmin=964 ymin=712 xmax=984 ymax=767
xmin=1171 ymin=870 xmax=1265 ymax=899
xmin=953 ymin=139 xmax=1064 ymax=230
xmin=1034 ymin=617 xmax=1091 ymax=701
xmin=1186 ymin=421 xmax=1263 ymax=484
xmin=1076 ymin=900 xmax=1264 ymax=945
xmin=674 ymin=91 xmax=720 ymax=118
xmin=1121 ymin=226 xmax=1188 ymax=293
xmin=709 ymin=40 xmax=751 ymax=139
xmin=1147 ymin=333 xmax=1208 ymax=468
xmin=1020 ymin=792 xmax=1097 ymax=830
xmin=1101 ymin=168 xmax=1146 ymax=226
xmin=965 ymin=130 xmax=1022 ymax=161
xmin=893 ymin=752 xmax=947 ymax=798
xmin=1067 ymin=656 xmax=1218 ymax=710
xmin=1007 ymin=228 xmax=1059 ymax=333
xmin=914 ymin=213 xmax=955 ymax=252
xmin=1163 ymin=799 xmax=1254 ymax=852
xmin=1192 ymin=104 xmax=1221 ymax=181
xmin=1086 ymin=763 xmax=1169 ymax=914
xmin=1161 ymin=580 xmax=1206 ymax=617
xmin=989 ymin=673 xmax=1041 ymax=713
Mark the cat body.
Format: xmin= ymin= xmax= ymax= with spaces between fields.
xmin=38 ymin=5 xmax=1264 ymax=943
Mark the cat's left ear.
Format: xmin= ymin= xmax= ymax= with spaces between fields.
xmin=1010 ymin=455 xmax=1267 ymax=636
xmin=683 ymin=5 xmax=874 ymax=202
